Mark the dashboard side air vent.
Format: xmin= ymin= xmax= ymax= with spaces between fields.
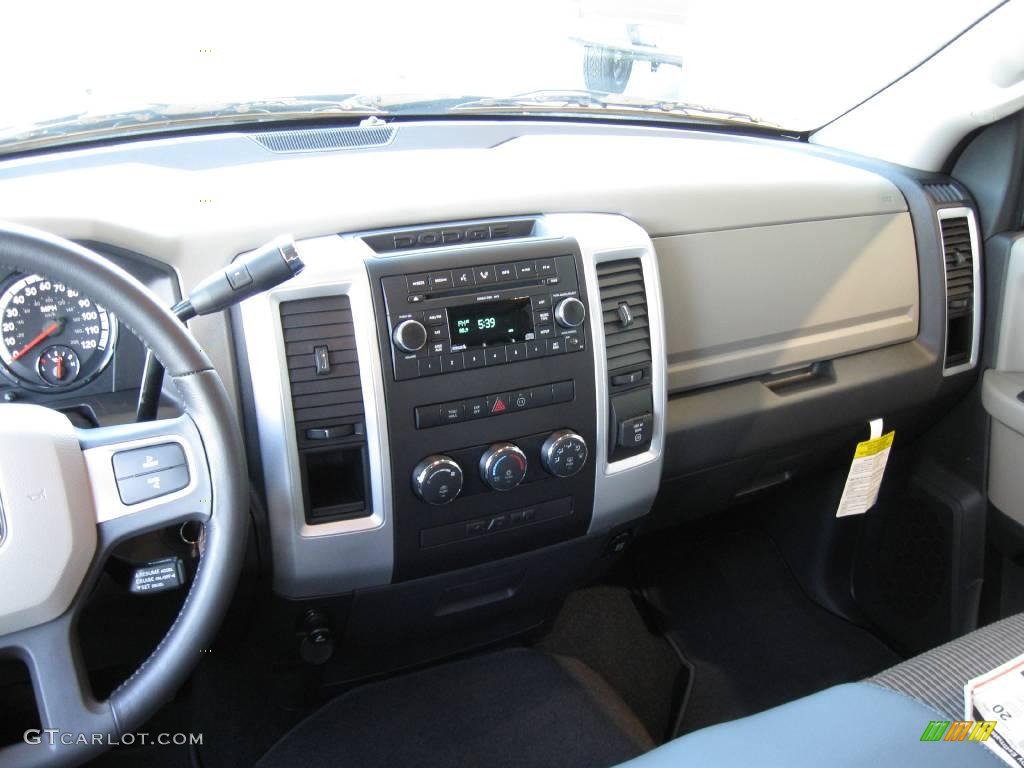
xmin=597 ymin=259 xmax=652 ymax=390
xmin=938 ymin=211 xmax=980 ymax=374
xmin=279 ymin=294 xmax=370 ymax=523
xmin=252 ymin=125 xmax=396 ymax=154
xmin=924 ymin=182 xmax=966 ymax=205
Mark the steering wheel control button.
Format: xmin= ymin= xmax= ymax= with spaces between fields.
xmin=112 ymin=443 xmax=186 ymax=480
xmin=116 ymin=464 xmax=190 ymax=505
xmin=617 ymin=414 xmax=653 ymax=450
xmin=412 ymin=455 xmax=464 ymax=505
xmin=554 ymin=296 xmax=586 ymax=328
xmin=479 ymin=443 xmax=528 ymax=491
xmin=542 ymin=430 xmax=589 ymax=478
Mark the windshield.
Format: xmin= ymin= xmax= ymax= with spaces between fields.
xmin=0 ymin=0 xmax=1004 ymax=152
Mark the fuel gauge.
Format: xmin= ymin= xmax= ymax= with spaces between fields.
xmin=37 ymin=345 xmax=81 ymax=387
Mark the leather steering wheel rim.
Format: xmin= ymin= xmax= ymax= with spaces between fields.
xmin=0 ymin=222 xmax=248 ymax=767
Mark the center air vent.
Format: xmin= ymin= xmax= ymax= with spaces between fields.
xmin=280 ymin=294 xmax=370 ymax=523
xmin=596 ymin=259 xmax=652 ymax=389
xmin=938 ymin=211 xmax=979 ymax=373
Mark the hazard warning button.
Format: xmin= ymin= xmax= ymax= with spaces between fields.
xmin=487 ymin=393 xmax=509 ymax=414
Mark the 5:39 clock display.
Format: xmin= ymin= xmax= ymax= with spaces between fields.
xmin=447 ymin=298 xmax=533 ymax=348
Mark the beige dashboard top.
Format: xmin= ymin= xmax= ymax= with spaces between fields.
xmin=0 ymin=126 xmax=907 ymax=403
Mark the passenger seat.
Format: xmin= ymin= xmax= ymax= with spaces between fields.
xmin=619 ymin=613 xmax=1024 ymax=768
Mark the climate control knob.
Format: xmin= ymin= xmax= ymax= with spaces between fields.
xmin=392 ymin=319 xmax=428 ymax=353
xmin=554 ymin=297 xmax=586 ymax=328
xmin=541 ymin=430 xmax=588 ymax=478
xmin=412 ymin=455 xmax=463 ymax=505
xmin=479 ymin=443 xmax=528 ymax=492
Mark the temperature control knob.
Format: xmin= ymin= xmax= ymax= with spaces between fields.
xmin=412 ymin=455 xmax=463 ymax=505
xmin=392 ymin=319 xmax=428 ymax=353
xmin=541 ymin=430 xmax=588 ymax=478
xmin=479 ymin=443 xmax=528 ymax=492
xmin=554 ymin=297 xmax=586 ymax=328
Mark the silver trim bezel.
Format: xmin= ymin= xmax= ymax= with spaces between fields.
xmin=938 ymin=206 xmax=982 ymax=377
xmin=541 ymin=214 xmax=666 ymax=533
xmin=236 ymin=234 xmax=394 ymax=596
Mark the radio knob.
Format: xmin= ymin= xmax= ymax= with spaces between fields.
xmin=554 ymin=297 xmax=586 ymax=328
xmin=412 ymin=455 xmax=463 ymax=505
xmin=541 ymin=430 xmax=588 ymax=478
xmin=393 ymin=319 xmax=428 ymax=353
xmin=479 ymin=443 xmax=528 ymax=492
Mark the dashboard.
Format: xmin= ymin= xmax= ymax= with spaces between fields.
xmin=0 ymin=119 xmax=983 ymax=609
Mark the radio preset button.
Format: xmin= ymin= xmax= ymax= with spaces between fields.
xmin=464 ymin=349 xmax=486 ymax=368
xmin=485 ymin=346 xmax=508 ymax=365
xmin=527 ymin=340 xmax=546 ymax=358
xmin=507 ymin=342 xmax=527 ymax=362
xmin=419 ymin=357 xmax=442 ymax=376
xmin=441 ymin=353 xmax=465 ymax=372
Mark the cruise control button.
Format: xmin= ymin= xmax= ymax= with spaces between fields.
xmin=116 ymin=465 xmax=190 ymax=505
xmin=113 ymin=443 xmax=186 ymax=480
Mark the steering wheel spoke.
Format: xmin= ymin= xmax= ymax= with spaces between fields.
xmin=78 ymin=415 xmax=213 ymax=555
xmin=0 ymin=613 xmax=115 ymax=766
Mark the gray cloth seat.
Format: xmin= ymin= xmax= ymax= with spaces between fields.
xmin=617 ymin=613 xmax=1024 ymax=768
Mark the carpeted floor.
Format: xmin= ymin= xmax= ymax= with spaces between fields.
xmin=638 ymin=528 xmax=901 ymax=735
xmin=255 ymin=648 xmax=653 ymax=768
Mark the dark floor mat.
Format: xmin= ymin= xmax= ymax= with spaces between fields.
xmin=538 ymin=585 xmax=685 ymax=742
xmin=255 ymin=648 xmax=652 ymax=768
xmin=639 ymin=528 xmax=901 ymax=735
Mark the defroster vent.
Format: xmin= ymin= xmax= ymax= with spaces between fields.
xmin=597 ymin=259 xmax=652 ymax=389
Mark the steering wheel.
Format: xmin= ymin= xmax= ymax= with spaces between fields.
xmin=0 ymin=223 xmax=248 ymax=767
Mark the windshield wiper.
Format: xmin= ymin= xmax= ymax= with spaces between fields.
xmin=0 ymin=96 xmax=388 ymax=155
xmin=451 ymin=89 xmax=772 ymax=127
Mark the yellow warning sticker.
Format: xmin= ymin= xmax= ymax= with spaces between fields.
xmin=836 ymin=430 xmax=896 ymax=517
xmin=853 ymin=431 xmax=895 ymax=459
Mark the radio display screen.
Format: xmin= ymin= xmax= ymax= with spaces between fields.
xmin=448 ymin=298 xmax=534 ymax=348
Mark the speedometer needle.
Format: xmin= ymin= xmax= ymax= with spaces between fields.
xmin=11 ymin=320 xmax=61 ymax=361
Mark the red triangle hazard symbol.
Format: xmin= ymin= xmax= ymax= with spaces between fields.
xmin=491 ymin=397 xmax=507 ymax=414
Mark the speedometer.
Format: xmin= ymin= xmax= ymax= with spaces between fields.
xmin=0 ymin=274 xmax=117 ymax=391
